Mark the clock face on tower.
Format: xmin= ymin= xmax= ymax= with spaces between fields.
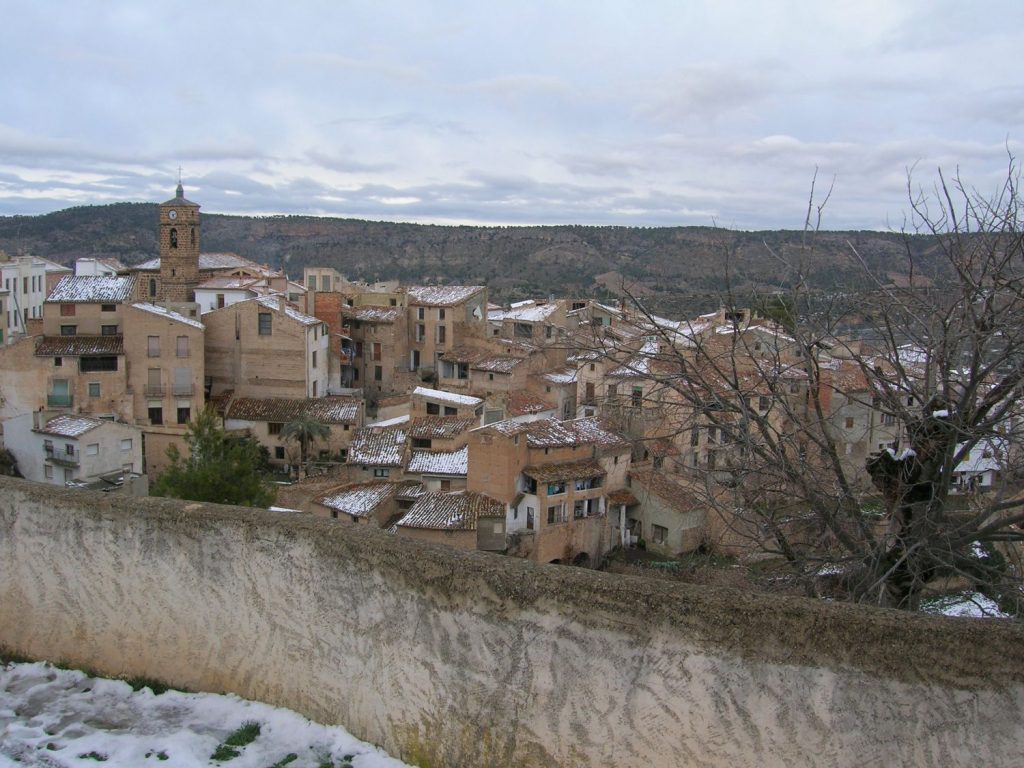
xmin=168 ymin=209 xmax=178 ymax=220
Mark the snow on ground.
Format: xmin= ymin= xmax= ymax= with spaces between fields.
xmin=920 ymin=591 xmax=1011 ymax=619
xmin=0 ymin=662 xmax=412 ymax=768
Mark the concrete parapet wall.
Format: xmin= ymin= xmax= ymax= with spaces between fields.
xmin=1 ymin=476 xmax=1022 ymax=767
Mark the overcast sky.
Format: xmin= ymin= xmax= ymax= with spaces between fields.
xmin=0 ymin=1 xmax=1020 ymax=229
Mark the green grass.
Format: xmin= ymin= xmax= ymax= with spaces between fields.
xmin=269 ymin=754 xmax=298 ymax=767
xmin=211 ymin=721 xmax=262 ymax=762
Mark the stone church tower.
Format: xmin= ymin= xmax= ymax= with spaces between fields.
xmin=158 ymin=182 xmax=201 ymax=302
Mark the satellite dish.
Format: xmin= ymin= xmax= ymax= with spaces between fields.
xmin=472 ymin=305 xmax=482 ymax=319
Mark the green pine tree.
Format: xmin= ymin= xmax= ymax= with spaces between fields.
xmin=153 ymin=407 xmax=276 ymax=508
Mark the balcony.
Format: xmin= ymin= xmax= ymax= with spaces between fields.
xmin=44 ymin=445 xmax=79 ymax=467
xmin=172 ymin=383 xmax=194 ymax=396
xmin=47 ymin=393 xmax=73 ymax=408
xmin=144 ymin=385 xmax=165 ymax=397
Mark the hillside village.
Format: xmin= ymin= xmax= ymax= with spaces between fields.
xmin=0 ymin=185 xmax=1009 ymax=575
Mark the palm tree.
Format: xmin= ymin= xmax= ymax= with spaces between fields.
xmin=280 ymin=415 xmax=331 ymax=476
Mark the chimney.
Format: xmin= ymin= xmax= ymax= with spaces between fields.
xmin=278 ymin=294 xmax=286 ymax=312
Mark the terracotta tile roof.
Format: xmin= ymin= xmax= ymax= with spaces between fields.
xmin=226 ymin=396 xmax=361 ymax=425
xmin=523 ymin=459 xmax=605 ymax=482
xmin=396 ymin=490 xmax=504 ymax=531
xmin=35 ymin=335 xmax=124 ymax=357
xmin=407 ymin=285 xmax=484 ymax=307
xmin=606 ymin=489 xmax=640 ymax=506
xmin=472 ymin=356 xmax=523 ymax=374
xmin=255 ymin=296 xmax=321 ymax=326
xmin=408 ymin=415 xmax=475 ymax=439
xmin=507 ymin=391 xmax=553 ymax=416
xmin=629 ymin=469 xmax=703 ymax=512
xmin=348 ymin=424 xmax=407 ymax=466
xmin=343 ymin=305 xmax=401 ymax=323
xmin=46 ymin=275 xmax=137 ymax=304
xmin=407 ymin=446 xmax=468 ymax=475
xmin=207 ymin=389 xmax=234 ymax=415
xmin=316 ymin=481 xmax=412 ymax=517
xmin=440 ymin=345 xmax=489 ymax=363
xmin=134 ymin=252 xmax=272 ymax=273
xmin=35 ymin=415 xmax=102 ymax=438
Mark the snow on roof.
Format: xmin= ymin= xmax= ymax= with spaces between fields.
xmin=488 ymin=301 xmax=560 ymax=323
xmin=396 ymin=490 xmax=504 ymax=531
xmin=35 ymin=335 xmax=124 ymax=357
xmin=317 ymin=481 xmax=405 ymax=517
xmin=130 ymin=302 xmax=205 ymax=330
xmin=629 ymin=468 xmax=702 ymax=511
xmin=36 ymin=414 xmax=103 ymax=438
xmin=480 ymin=416 xmax=628 ymax=450
xmin=370 ymin=414 xmax=411 ymax=428
xmin=46 ymin=275 xmax=137 ymax=304
xmin=343 ymin=305 xmax=401 ymax=323
xmin=255 ymin=296 xmax=321 ymax=326
xmin=408 ymin=415 xmax=476 ymax=439
xmin=412 ymin=386 xmax=483 ymax=407
xmin=348 ymin=425 xmax=406 ymax=466
xmin=133 ymin=252 xmax=272 ymax=273
xmin=407 ymin=285 xmax=484 ymax=306
xmin=195 ymin=275 xmax=261 ymax=290
xmin=541 ymin=367 xmax=577 ymax=384
xmin=407 ymin=446 xmax=468 ymax=476
xmin=226 ymin=396 xmax=361 ymax=425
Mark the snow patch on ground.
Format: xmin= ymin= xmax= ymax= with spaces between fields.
xmin=0 ymin=662 xmax=411 ymax=768
xmin=920 ymin=591 xmax=1010 ymax=619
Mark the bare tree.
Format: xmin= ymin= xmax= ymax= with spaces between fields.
xmin=577 ymin=161 xmax=1024 ymax=612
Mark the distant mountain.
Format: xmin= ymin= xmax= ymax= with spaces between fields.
xmin=0 ymin=203 xmax=948 ymax=315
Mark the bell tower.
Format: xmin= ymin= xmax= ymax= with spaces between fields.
xmin=158 ymin=178 xmax=201 ymax=303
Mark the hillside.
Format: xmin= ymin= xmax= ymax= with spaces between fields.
xmin=0 ymin=203 xmax=947 ymax=315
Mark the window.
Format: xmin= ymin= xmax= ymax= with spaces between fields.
xmin=652 ymin=524 xmax=668 ymax=545
xmin=312 ymin=381 xmax=318 ymax=396
xmin=457 ymin=363 xmax=469 ymax=380
xmin=547 ymin=503 xmax=566 ymax=525
xmin=120 ymin=439 xmax=132 ymax=451
xmin=44 ymin=465 xmax=53 ymax=479
xmin=149 ymin=278 xmax=157 ymax=297
xmin=415 ymin=324 xmax=426 ymax=342
xmin=547 ymin=481 xmax=566 ymax=495
xmin=64 ymin=443 xmax=75 ymax=456
xmin=444 ymin=406 xmax=457 ymax=416
xmin=101 ymin=304 xmax=115 ymax=313
xmin=882 ymin=413 xmax=896 ymax=426
xmin=372 ymin=342 xmax=382 ymax=361
xmin=258 ymin=312 xmax=272 ymax=335
xmin=80 ymin=356 xmax=117 ymax=372
xmin=845 ymin=417 xmax=855 ymax=429
xmin=60 ymin=325 xmax=77 ymax=336
xmin=173 ymin=367 xmax=192 ymax=395
xmin=417 ymin=307 xmax=425 ymax=320
xmin=758 ymin=396 xmax=770 ymax=411
xmin=436 ymin=325 xmax=446 ymax=343
xmin=707 ymin=426 xmax=717 ymax=444
xmin=374 ymin=365 xmax=382 ymax=382
xmin=60 ymin=304 xmax=75 ymax=316
xmin=177 ymin=407 xmax=191 ymax=424
xmin=426 ymin=402 xmax=440 ymax=415
xmin=514 ymin=322 xmax=532 ymax=339
xmin=631 ymin=387 xmax=643 ymax=407
xmin=88 ymin=382 xmax=100 ymax=398
xmin=373 ymin=467 xmax=390 ymax=478
xmin=86 ymin=443 xmax=99 ymax=456
xmin=269 ymin=422 xmax=283 ymax=435
xmin=410 ymin=350 xmax=420 ymax=370
xmin=147 ymin=336 xmax=160 ymax=357
xmin=148 ymin=406 xmax=163 ymax=425
xmin=322 ymin=275 xmax=331 ymax=291
xmin=307 ymin=276 xmax=316 ymax=289
xmin=691 ymin=427 xmax=700 ymax=446
xmin=23 ymin=277 xmax=28 ymax=294
xmin=526 ymin=507 xmax=535 ymax=530
xmin=147 ymin=368 xmax=162 ymax=395
xmin=101 ymin=324 xmax=118 ymax=336
xmin=574 ymin=500 xmax=586 ymax=519
xmin=275 ymin=446 xmax=285 ymax=460
xmin=176 ymin=336 xmax=189 ymax=357
xmin=312 ymin=350 xmax=318 ymax=369
xmin=54 ymin=357 xmax=62 ymax=367
xmin=169 ymin=227 xmax=178 ymax=248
